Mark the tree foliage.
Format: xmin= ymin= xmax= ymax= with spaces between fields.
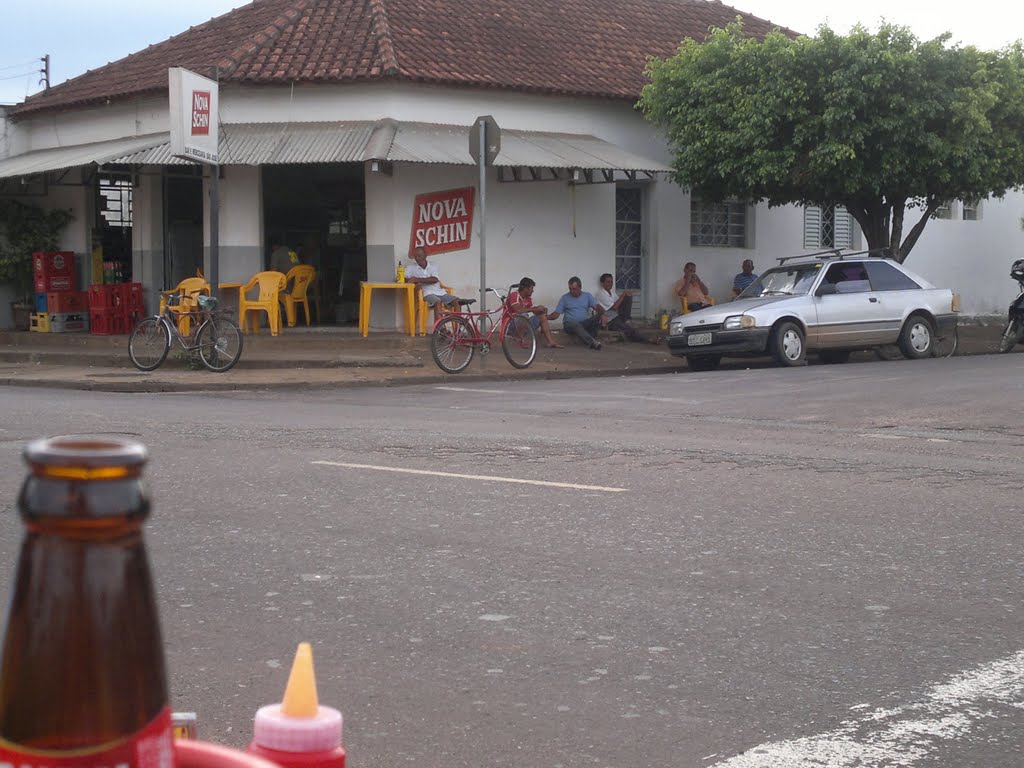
xmin=0 ymin=200 xmax=74 ymax=302
xmin=639 ymin=21 xmax=1024 ymax=261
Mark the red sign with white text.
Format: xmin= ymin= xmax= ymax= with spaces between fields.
xmin=191 ymin=91 xmax=211 ymax=136
xmin=409 ymin=187 xmax=475 ymax=256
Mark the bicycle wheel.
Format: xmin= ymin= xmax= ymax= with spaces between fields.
xmin=195 ymin=316 xmax=244 ymax=372
xmin=431 ymin=315 xmax=475 ymax=373
xmin=128 ymin=317 xmax=171 ymax=371
xmin=501 ymin=315 xmax=537 ymax=369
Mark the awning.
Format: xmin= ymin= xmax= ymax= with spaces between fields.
xmin=1 ymin=120 xmax=669 ymax=181
xmin=0 ymin=134 xmax=167 ymax=179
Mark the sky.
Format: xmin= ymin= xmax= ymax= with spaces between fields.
xmin=1 ymin=0 xmax=1022 ymax=105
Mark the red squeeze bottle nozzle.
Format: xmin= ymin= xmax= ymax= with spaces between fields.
xmin=247 ymin=643 xmax=345 ymax=768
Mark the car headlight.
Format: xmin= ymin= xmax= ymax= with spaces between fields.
xmin=669 ymin=321 xmax=684 ymax=336
xmin=723 ymin=315 xmax=756 ymax=330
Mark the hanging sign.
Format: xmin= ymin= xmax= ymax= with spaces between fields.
xmin=409 ymin=187 xmax=475 ymax=255
xmin=168 ymin=67 xmax=219 ymax=164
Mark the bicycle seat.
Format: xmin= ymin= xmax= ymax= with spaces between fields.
xmin=458 ymin=299 xmax=477 ymax=307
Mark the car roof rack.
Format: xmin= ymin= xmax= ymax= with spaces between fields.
xmin=776 ymin=247 xmax=890 ymax=265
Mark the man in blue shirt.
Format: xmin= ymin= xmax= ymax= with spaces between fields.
xmin=548 ymin=276 xmax=605 ymax=349
xmin=732 ymin=259 xmax=758 ymax=297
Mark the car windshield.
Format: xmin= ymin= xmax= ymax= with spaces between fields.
xmin=739 ymin=263 xmax=822 ymax=298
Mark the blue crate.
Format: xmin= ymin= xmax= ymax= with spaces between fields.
xmin=34 ymin=292 xmax=47 ymax=313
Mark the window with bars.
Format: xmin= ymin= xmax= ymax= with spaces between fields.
xmin=690 ymin=196 xmax=747 ymax=247
xmin=98 ymin=177 xmax=133 ymax=228
xmin=615 ymin=187 xmax=643 ymax=291
xmin=962 ymin=199 xmax=981 ymax=221
xmin=804 ymin=204 xmax=852 ymax=249
xmin=934 ymin=202 xmax=953 ymax=220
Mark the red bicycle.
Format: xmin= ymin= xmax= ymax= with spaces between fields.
xmin=429 ymin=284 xmax=537 ymax=373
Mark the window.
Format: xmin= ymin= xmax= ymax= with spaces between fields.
xmin=864 ymin=261 xmax=922 ymax=291
xmin=615 ymin=187 xmax=643 ymax=291
xmin=934 ymin=202 xmax=953 ymax=220
xmin=962 ymin=199 xmax=981 ymax=221
xmin=690 ymin=196 xmax=747 ymax=248
xmin=804 ymin=204 xmax=853 ymax=249
xmin=823 ymin=262 xmax=870 ymax=293
xmin=98 ymin=176 xmax=132 ymax=228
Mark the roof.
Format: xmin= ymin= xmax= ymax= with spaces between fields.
xmin=12 ymin=0 xmax=796 ymax=118
xmin=0 ymin=134 xmax=167 ymax=178
xmin=95 ymin=120 xmax=670 ymax=175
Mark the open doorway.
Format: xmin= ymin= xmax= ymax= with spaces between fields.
xmin=262 ymin=163 xmax=365 ymax=325
xmin=164 ymin=171 xmax=204 ymax=289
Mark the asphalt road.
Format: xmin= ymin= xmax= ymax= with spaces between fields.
xmin=0 ymin=353 xmax=1022 ymax=767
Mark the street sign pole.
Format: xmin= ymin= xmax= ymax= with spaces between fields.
xmin=478 ymin=118 xmax=487 ymax=312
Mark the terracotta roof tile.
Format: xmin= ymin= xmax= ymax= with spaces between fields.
xmin=13 ymin=0 xmax=796 ymax=118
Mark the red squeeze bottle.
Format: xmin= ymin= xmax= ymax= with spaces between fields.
xmin=248 ymin=643 xmax=345 ymax=768
xmin=0 ymin=436 xmax=174 ymax=767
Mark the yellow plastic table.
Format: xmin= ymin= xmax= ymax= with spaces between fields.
xmin=359 ymin=282 xmax=417 ymax=337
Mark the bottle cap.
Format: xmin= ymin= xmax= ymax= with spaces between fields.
xmin=253 ymin=643 xmax=343 ymax=753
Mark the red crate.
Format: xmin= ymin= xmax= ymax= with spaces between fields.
xmin=88 ymin=284 xmax=122 ymax=310
xmin=33 ymin=251 xmax=75 ymax=280
xmin=35 ymin=273 xmax=75 ymax=293
xmin=116 ymin=282 xmax=143 ymax=311
xmin=47 ymin=290 xmax=88 ymax=314
xmin=89 ymin=308 xmax=129 ymax=336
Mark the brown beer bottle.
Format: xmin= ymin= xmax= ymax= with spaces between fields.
xmin=0 ymin=436 xmax=174 ymax=767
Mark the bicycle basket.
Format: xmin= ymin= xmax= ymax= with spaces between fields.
xmin=196 ymin=295 xmax=219 ymax=310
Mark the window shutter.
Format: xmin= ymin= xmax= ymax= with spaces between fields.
xmin=834 ymin=205 xmax=852 ymax=248
xmin=803 ymin=206 xmax=821 ymax=248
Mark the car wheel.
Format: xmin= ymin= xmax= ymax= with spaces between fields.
xmin=770 ymin=322 xmax=806 ymax=366
xmin=899 ymin=313 xmax=933 ymax=359
xmin=818 ymin=350 xmax=851 ymax=364
xmin=686 ymin=355 xmax=721 ymax=372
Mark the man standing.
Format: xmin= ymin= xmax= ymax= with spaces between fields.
xmin=507 ymin=277 xmax=563 ymax=348
xmin=548 ymin=276 xmax=605 ymax=349
xmin=732 ymin=259 xmax=758 ymax=297
xmin=404 ymin=246 xmax=462 ymax=321
xmin=595 ymin=273 xmax=660 ymax=344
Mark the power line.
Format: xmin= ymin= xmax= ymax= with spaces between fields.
xmin=0 ymin=59 xmax=37 ymax=72
xmin=0 ymin=71 xmax=35 ymax=82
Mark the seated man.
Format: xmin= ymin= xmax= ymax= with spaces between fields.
xmin=404 ymin=246 xmax=462 ymax=321
xmin=732 ymin=259 xmax=758 ymax=297
xmin=548 ymin=276 xmax=605 ymax=350
xmin=674 ymin=261 xmax=711 ymax=311
xmin=594 ymin=273 xmax=661 ymax=344
xmin=507 ymin=276 xmax=562 ymax=348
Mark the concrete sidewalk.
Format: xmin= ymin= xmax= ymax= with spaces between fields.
xmin=0 ymin=320 xmax=1011 ymax=393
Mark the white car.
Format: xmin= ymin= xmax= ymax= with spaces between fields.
xmin=667 ymin=253 xmax=959 ymax=371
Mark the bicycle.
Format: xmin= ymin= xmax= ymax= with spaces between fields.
xmin=429 ymin=284 xmax=537 ymax=373
xmin=128 ymin=293 xmax=244 ymax=372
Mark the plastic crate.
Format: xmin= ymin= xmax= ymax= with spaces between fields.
xmin=118 ymin=282 xmax=144 ymax=311
xmin=34 ymin=293 xmax=48 ymax=313
xmin=89 ymin=308 xmax=129 ymax=336
xmin=88 ymin=284 xmax=122 ymax=310
xmin=34 ymin=273 xmax=75 ymax=293
xmin=50 ymin=315 xmax=90 ymax=333
xmin=47 ymin=290 xmax=88 ymax=314
xmin=29 ymin=313 xmax=51 ymax=333
xmin=33 ymin=251 xmax=76 ymax=293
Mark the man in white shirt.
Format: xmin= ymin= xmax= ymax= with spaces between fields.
xmin=405 ymin=247 xmax=462 ymax=322
xmin=594 ymin=273 xmax=661 ymax=344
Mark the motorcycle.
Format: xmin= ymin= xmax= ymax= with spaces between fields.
xmin=999 ymin=259 xmax=1024 ymax=353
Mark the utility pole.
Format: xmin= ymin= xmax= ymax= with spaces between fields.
xmin=39 ymin=55 xmax=50 ymax=90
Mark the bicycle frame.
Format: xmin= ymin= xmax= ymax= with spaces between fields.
xmin=429 ymin=288 xmax=517 ymax=345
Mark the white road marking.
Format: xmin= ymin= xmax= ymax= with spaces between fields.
xmin=434 ymin=385 xmax=700 ymax=404
xmin=710 ymin=649 xmax=1024 ymax=767
xmin=312 ymin=460 xmax=628 ymax=493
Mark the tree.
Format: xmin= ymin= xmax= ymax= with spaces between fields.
xmin=0 ymin=200 xmax=74 ymax=303
xmin=639 ymin=21 xmax=1024 ymax=262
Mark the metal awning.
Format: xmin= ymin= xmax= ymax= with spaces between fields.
xmin=0 ymin=134 xmax=167 ymax=178
xmin=1 ymin=120 xmax=669 ymax=182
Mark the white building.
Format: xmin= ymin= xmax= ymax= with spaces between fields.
xmin=0 ymin=0 xmax=1019 ymax=329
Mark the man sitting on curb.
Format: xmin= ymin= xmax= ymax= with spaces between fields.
xmin=404 ymin=246 xmax=463 ymax=322
xmin=548 ymin=276 xmax=605 ymax=349
xmin=595 ymin=273 xmax=662 ymax=344
xmin=507 ymin=277 xmax=563 ymax=348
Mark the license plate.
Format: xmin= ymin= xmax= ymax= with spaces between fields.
xmin=688 ymin=332 xmax=712 ymax=346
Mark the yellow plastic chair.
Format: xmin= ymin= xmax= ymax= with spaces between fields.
xmin=416 ymin=282 xmax=456 ymax=335
xmin=280 ymin=265 xmax=316 ymax=327
xmin=680 ymin=295 xmax=716 ymax=314
xmin=159 ymin=277 xmax=211 ymax=336
xmin=239 ymin=271 xmax=287 ymax=336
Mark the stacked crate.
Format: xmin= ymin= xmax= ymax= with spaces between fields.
xmin=30 ymin=251 xmax=90 ymax=333
xmin=88 ymin=283 xmax=144 ymax=335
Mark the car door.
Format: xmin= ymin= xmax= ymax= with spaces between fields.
xmin=864 ymin=261 xmax=925 ymax=342
xmin=813 ymin=262 xmax=888 ymax=347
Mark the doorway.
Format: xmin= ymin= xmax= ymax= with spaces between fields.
xmin=164 ymin=172 xmax=204 ymax=288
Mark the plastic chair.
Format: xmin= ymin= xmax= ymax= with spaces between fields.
xmin=280 ymin=265 xmax=316 ymax=327
xmin=159 ymin=277 xmax=211 ymax=336
xmin=416 ymin=282 xmax=456 ymax=335
xmin=680 ymin=295 xmax=716 ymax=314
xmin=239 ymin=271 xmax=287 ymax=336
